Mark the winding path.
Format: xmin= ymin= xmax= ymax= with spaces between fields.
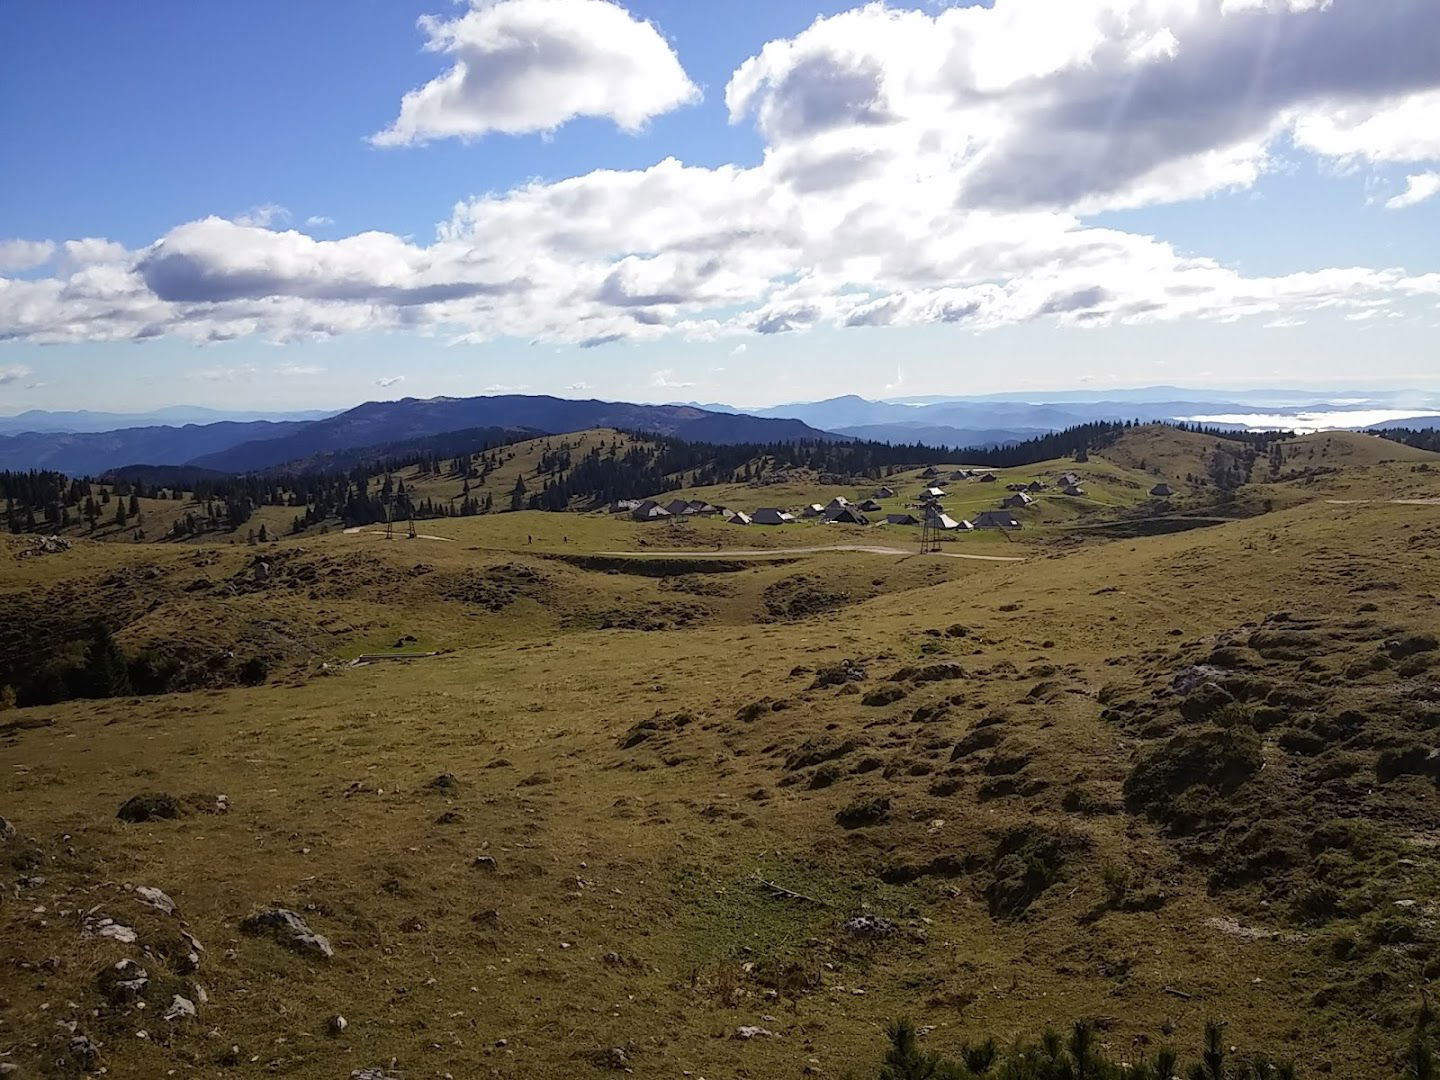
xmin=593 ymin=543 xmax=1023 ymax=562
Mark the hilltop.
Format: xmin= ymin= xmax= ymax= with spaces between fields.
xmin=2 ymin=423 xmax=1438 ymax=1078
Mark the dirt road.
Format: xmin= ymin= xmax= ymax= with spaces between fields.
xmin=342 ymin=527 xmax=456 ymax=542
xmin=594 ymin=544 xmax=1023 ymax=562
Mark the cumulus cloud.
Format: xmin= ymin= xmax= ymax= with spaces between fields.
xmin=728 ymin=0 xmax=1440 ymax=213
xmin=0 ymin=240 xmax=55 ymax=272
xmin=1385 ymin=172 xmax=1440 ymax=211
xmin=4 ymin=0 xmax=1439 ymax=352
xmin=305 ymin=215 xmax=335 ymax=228
xmin=0 ymin=364 xmax=34 ymax=385
xmin=372 ymin=0 xmax=699 ymax=145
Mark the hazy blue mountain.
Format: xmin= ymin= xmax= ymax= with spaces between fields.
xmin=189 ymin=394 xmax=850 ymax=473
xmin=0 ymin=405 xmax=338 ymax=435
xmin=0 ymin=420 xmax=314 ymax=475
xmin=832 ymin=423 xmax=1054 ymax=448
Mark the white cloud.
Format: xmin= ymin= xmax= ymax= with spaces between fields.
xmin=305 ymin=215 xmax=335 ymax=228
xmin=276 ymin=363 xmax=325 ymax=376
xmin=650 ymin=368 xmax=694 ymax=390
xmin=4 ymin=0 xmax=1439 ymax=353
xmin=730 ymin=343 xmax=748 ymax=355
xmin=190 ymin=364 xmax=261 ymax=382
xmin=372 ymin=0 xmax=699 ymax=145
xmin=0 ymin=364 xmax=34 ymax=385
xmin=0 ymin=240 xmax=55 ymax=272
xmin=376 ymin=375 xmax=405 ymax=387
xmin=1385 ymin=172 xmax=1440 ymax=211
xmin=233 ymin=204 xmax=290 ymax=227
xmin=567 ymin=381 xmax=592 ymax=391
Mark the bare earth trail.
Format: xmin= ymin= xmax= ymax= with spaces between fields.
xmin=595 ymin=543 xmax=1025 ymax=562
xmin=341 ymin=526 xmax=456 ymax=541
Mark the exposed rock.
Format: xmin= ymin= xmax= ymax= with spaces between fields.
xmin=162 ymin=994 xmax=197 ymax=1022
xmin=0 ymin=815 xmax=14 ymax=842
xmin=350 ymin=1069 xmax=402 ymax=1080
xmin=177 ymin=929 xmax=205 ymax=974
xmin=843 ymin=914 xmax=897 ymax=939
xmin=733 ymin=1025 xmax=775 ymax=1040
xmin=116 ymin=792 xmax=185 ymax=823
xmin=97 ymin=959 xmax=149 ymax=1004
xmin=473 ymin=855 xmax=498 ymax=871
xmin=329 ymin=1015 xmax=348 ymax=1036
xmin=133 ymin=885 xmax=177 ymax=915
xmin=83 ymin=915 xmax=138 ymax=944
xmin=427 ymin=772 xmax=460 ymax=791
xmin=239 ymin=908 xmax=333 ymax=959
xmin=809 ymin=660 xmax=867 ymax=690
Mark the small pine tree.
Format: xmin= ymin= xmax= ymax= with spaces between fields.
xmin=82 ymin=623 xmax=132 ymax=698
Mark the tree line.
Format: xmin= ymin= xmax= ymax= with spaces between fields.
xmin=2 ymin=420 xmax=1296 ymax=536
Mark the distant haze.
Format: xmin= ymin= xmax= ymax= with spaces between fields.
xmin=1180 ymin=409 xmax=1431 ymax=432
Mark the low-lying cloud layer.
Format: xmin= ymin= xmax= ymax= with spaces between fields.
xmin=3 ymin=0 xmax=1438 ymax=350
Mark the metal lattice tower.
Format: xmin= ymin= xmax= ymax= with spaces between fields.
xmin=920 ymin=511 xmax=940 ymax=554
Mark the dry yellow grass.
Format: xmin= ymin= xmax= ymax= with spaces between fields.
xmin=3 ymin=429 xmax=1440 ymax=1078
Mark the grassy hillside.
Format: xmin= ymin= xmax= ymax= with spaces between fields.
xmin=366 ymin=428 xmax=648 ymax=515
xmin=4 ymin=426 xmax=1440 ymax=1078
xmin=1277 ymin=430 xmax=1440 ymax=468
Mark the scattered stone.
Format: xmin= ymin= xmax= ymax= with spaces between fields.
xmin=97 ymin=959 xmax=149 ymax=1004
xmin=427 ymin=772 xmax=460 ymax=791
xmin=116 ymin=793 xmax=185 ymax=824
xmin=83 ymin=915 xmax=138 ymax=944
xmin=162 ymin=994 xmax=197 ymax=1022
xmin=239 ymin=908 xmax=333 ymax=959
xmin=473 ymin=855 xmax=498 ymax=871
xmin=350 ymin=1069 xmax=402 ymax=1080
xmin=0 ymin=816 xmax=14 ymax=842
xmin=733 ymin=1026 xmax=774 ymax=1040
xmin=843 ymin=914 xmax=897 ymax=939
xmin=434 ymin=810 xmax=464 ymax=825
xmin=329 ymin=1015 xmax=348 ymax=1036
xmin=133 ymin=885 xmax=177 ymax=915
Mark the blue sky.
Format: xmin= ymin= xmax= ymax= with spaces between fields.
xmin=2 ymin=0 xmax=1438 ymax=413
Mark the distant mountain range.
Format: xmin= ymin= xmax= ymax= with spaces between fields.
xmin=681 ymin=390 xmax=1440 ymax=446
xmin=4 ymin=387 xmax=1439 ymax=477
xmin=0 ymin=420 xmax=315 ymax=475
xmin=0 ymin=405 xmax=338 ymax=436
xmin=0 ymin=395 xmax=850 ymax=476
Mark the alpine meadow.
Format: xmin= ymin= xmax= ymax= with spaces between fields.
xmin=3 ymin=2 xmax=1440 ymax=1079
